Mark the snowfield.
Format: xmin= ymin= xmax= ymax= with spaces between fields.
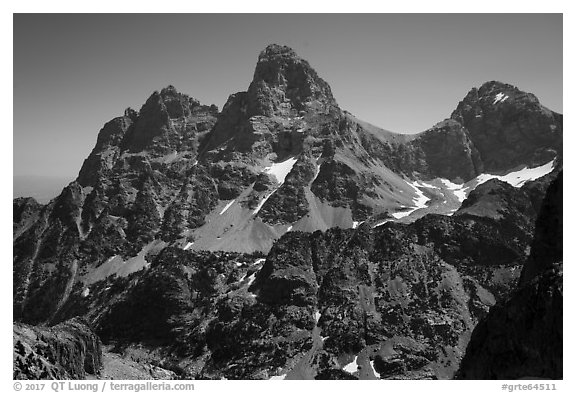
xmin=264 ymin=157 xmax=298 ymax=184
xmin=472 ymin=160 xmax=555 ymax=188
xmin=387 ymin=159 xmax=554 ymax=221
xmin=391 ymin=181 xmax=430 ymax=219
xmin=440 ymin=178 xmax=469 ymax=203
xmin=343 ymin=356 xmax=359 ymax=373
xmin=253 ymin=157 xmax=299 ymax=215
xmin=219 ymin=199 xmax=235 ymax=215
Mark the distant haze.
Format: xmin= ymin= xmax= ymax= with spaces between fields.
xmin=13 ymin=175 xmax=71 ymax=203
xmin=14 ymin=14 xmax=562 ymax=181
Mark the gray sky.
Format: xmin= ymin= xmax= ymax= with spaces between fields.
xmin=14 ymin=13 xmax=562 ymax=179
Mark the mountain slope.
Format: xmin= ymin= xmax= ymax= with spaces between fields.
xmin=57 ymin=174 xmax=548 ymax=380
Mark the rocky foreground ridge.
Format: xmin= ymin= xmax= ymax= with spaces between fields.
xmin=13 ymin=318 xmax=102 ymax=379
xmin=457 ymin=172 xmax=563 ymax=379
xmin=13 ymin=44 xmax=562 ymax=379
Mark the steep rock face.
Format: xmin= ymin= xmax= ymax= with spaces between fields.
xmin=456 ymin=266 xmax=562 ymax=379
xmin=121 ymin=85 xmax=218 ymax=154
xmin=78 ymin=85 xmax=218 ymax=188
xmin=14 ymin=85 xmax=219 ymax=323
xmin=13 ymin=197 xmax=42 ymax=239
xmin=520 ymin=171 xmax=563 ymax=284
xmin=254 ymin=232 xmax=318 ymax=306
xmin=247 ymin=44 xmax=337 ymax=117
xmin=77 ymin=114 xmax=133 ymax=187
xmin=13 ymin=183 xmax=87 ymax=324
xmin=455 ymin=179 xmax=538 ymax=252
xmin=257 ymin=157 xmax=316 ymax=224
xmin=451 ymin=81 xmax=562 ymax=173
xmin=409 ymin=120 xmax=483 ymax=181
xmin=457 ymin=171 xmax=563 ymax=379
xmin=13 ymin=317 xmax=102 ymax=379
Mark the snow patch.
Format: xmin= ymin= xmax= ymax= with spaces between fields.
xmin=409 ymin=181 xmax=430 ymax=208
xmin=244 ymin=273 xmax=257 ymax=287
xmin=446 ymin=208 xmax=458 ymax=216
xmin=321 ymin=336 xmax=329 ymax=342
xmin=314 ymin=311 xmax=321 ymax=323
xmin=373 ymin=219 xmax=393 ymax=228
xmin=391 ymin=209 xmax=412 ymax=219
xmin=311 ymin=154 xmax=323 ymax=183
xmin=183 ymin=242 xmax=194 ymax=251
xmin=235 ymin=262 xmax=243 ymax=267
xmin=493 ymin=92 xmax=509 ymax=105
xmin=417 ymin=181 xmax=440 ymax=189
xmin=219 ymin=199 xmax=235 ymax=215
xmin=343 ymin=356 xmax=359 ymax=373
xmin=352 ymin=221 xmax=360 ymax=229
xmin=439 ymin=179 xmax=469 ymax=203
xmin=254 ymin=258 xmax=266 ymax=265
xmin=286 ymin=225 xmax=293 ymax=232
xmin=81 ymin=287 xmax=90 ymax=298
xmin=269 ymin=374 xmax=287 ymax=380
xmin=264 ymin=157 xmax=298 ymax=184
xmin=473 ymin=160 xmax=555 ymax=188
xmin=253 ymin=189 xmax=277 ymax=215
xmin=391 ymin=181 xmax=430 ymax=219
xmin=369 ymin=361 xmax=380 ymax=379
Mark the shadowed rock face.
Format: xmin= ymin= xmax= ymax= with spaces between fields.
xmin=13 ymin=318 xmax=102 ymax=380
xmin=520 ymin=171 xmax=563 ymax=285
xmin=409 ymin=120 xmax=483 ymax=182
xmin=457 ymin=171 xmax=563 ymax=380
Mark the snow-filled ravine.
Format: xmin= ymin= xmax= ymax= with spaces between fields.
xmin=264 ymin=157 xmax=298 ymax=184
xmin=391 ymin=181 xmax=431 ymax=219
xmin=252 ymin=157 xmax=299 ymax=216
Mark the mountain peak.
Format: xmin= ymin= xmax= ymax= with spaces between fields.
xmin=478 ymin=80 xmax=517 ymax=94
xmin=451 ymin=81 xmax=561 ymax=173
xmin=246 ymin=44 xmax=337 ymax=116
xmin=258 ymin=44 xmax=299 ymax=61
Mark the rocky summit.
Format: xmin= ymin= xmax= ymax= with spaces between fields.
xmin=13 ymin=44 xmax=562 ymax=380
